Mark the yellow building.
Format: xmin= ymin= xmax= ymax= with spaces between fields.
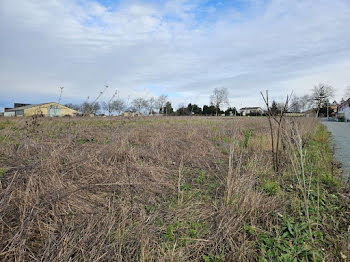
xmin=123 ymin=111 xmax=142 ymax=117
xmin=4 ymin=102 xmax=80 ymax=117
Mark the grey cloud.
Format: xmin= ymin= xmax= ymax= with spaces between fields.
xmin=0 ymin=0 xmax=350 ymax=109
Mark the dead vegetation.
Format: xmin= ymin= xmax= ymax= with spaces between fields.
xmin=0 ymin=116 xmax=348 ymax=261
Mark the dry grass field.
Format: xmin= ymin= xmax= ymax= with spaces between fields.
xmin=0 ymin=116 xmax=348 ymax=261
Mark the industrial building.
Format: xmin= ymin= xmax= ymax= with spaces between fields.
xmin=4 ymin=102 xmax=80 ymax=117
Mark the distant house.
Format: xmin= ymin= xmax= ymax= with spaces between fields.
xmin=240 ymin=107 xmax=264 ymax=116
xmin=123 ymin=111 xmax=142 ymax=117
xmin=4 ymin=102 xmax=80 ymax=117
xmin=330 ymin=101 xmax=338 ymax=114
xmin=338 ymin=98 xmax=350 ymax=121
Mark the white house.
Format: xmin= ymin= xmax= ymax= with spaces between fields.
xmin=338 ymin=98 xmax=350 ymax=121
xmin=240 ymin=107 xmax=264 ymax=116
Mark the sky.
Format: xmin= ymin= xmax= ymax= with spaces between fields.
xmin=1 ymin=0 xmax=350 ymax=111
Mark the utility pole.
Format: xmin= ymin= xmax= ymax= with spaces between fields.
xmin=58 ymin=87 xmax=64 ymax=105
xmin=326 ymin=100 xmax=329 ymax=119
xmin=54 ymin=86 xmax=64 ymax=116
xmin=108 ymin=89 xmax=118 ymax=104
xmin=92 ymin=85 xmax=109 ymax=106
xmin=107 ymin=89 xmax=118 ymax=115
xmin=90 ymin=85 xmax=109 ymax=115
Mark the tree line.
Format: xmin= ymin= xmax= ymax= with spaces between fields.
xmin=263 ymin=83 xmax=344 ymax=117
xmin=65 ymin=88 xmax=238 ymax=116
xmin=64 ymin=84 xmax=348 ymax=117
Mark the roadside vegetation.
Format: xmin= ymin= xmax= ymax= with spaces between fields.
xmin=0 ymin=116 xmax=348 ymax=261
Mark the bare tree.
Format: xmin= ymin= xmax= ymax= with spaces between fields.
xmin=102 ymin=99 xmax=125 ymax=116
xmin=311 ymin=83 xmax=334 ymax=118
xmin=289 ymin=94 xmax=312 ymax=113
xmin=132 ymin=98 xmax=148 ymax=114
xmin=299 ymin=94 xmax=312 ymax=112
xmin=82 ymin=85 xmax=108 ymax=115
xmin=289 ymin=95 xmax=301 ymax=113
xmin=102 ymin=101 xmax=114 ymax=116
xmin=156 ymin=95 xmax=168 ymax=114
xmin=103 ymin=89 xmax=118 ymax=116
xmin=345 ymin=86 xmax=350 ymax=99
xmin=210 ymin=87 xmax=229 ymax=116
xmin=114 ymin=99 xmax=126 ymax=115
xmin=147 ymin=97 xmax=156 ymax=115
xmin=81 ymin=102 xmax=101 ymax=115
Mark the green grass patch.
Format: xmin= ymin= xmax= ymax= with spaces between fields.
xmin=75 ymin=137 xmax=96 ymax=144
xmin=262 ymin=180 xmax=280 ymax=196
xmin=0 ymin=120 xmax=15 ymax=130
xmin=0 ymin=168 xmax=7 ymax=178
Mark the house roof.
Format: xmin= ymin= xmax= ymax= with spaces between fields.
xmin=6 ymin=103 xmax=52 ymax=111
xmin=339 ymin=97 xmax=350 ymax=108
xmin=6 ymin=102 xmax=79 ymax=112
xmin=240 ymin=107 xmax=263 ymax=110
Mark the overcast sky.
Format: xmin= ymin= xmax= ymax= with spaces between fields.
xmin=1 ymin=0 xmax=350 ymax=110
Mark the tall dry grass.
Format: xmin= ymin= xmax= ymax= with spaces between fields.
xmin=0 ymin=116 xmax=346 ymax=261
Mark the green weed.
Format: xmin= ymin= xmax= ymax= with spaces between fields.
xmin=180 ymin=183 xmax=191 ymax=191
xmin=145 ymin=205 xmax=152 ymax=215
xmin=187 ymin=221 xmax=207 ymax=239
xmin=262 ymin=180 xmax=280 ymax=196
xmin=164 ymin=225 xmax=175 ymax=241
xmin=202 ymin=254 xmax=221 ymax=262
xmin=258 ymin=217 xmax=320 ymax=261
xmin=195 ymin=170 xmax=205 ymax=184
xmin=243 ymin=129 xmax=252 ymax=148
xmin=0 ymin=168 xmax=7 ymax=178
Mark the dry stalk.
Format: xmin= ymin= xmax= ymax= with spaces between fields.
xmin=260 ymin=90 xmax=290 ymax=173
xmin=177 ymin=157 xmax=184 ymax=205
xmin=225 ymin=143 xmax=235 ymax=205
xmin=260 ymin=90 xmax=276 ymax=170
